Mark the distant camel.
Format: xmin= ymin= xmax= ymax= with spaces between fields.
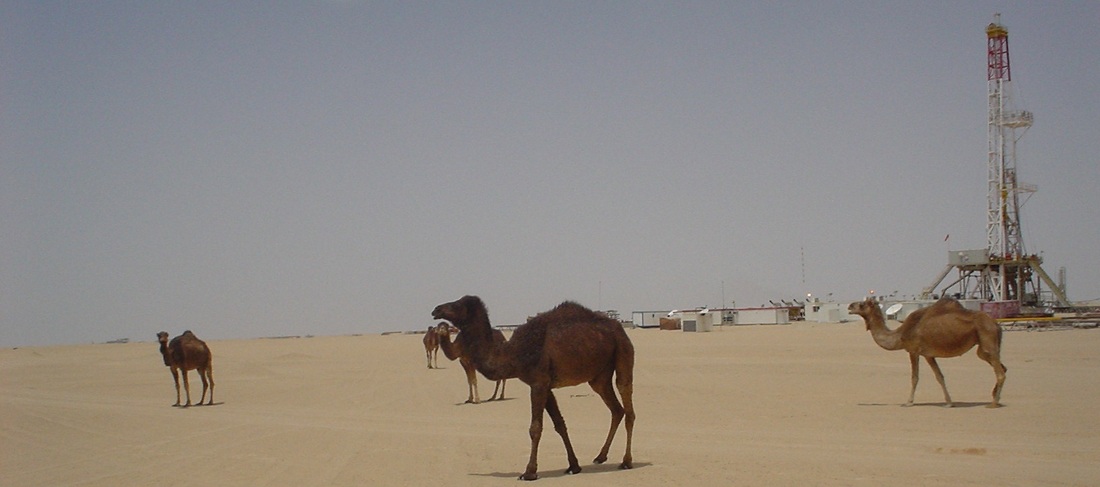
xmin=848 ymin=298 xmax=1006 ymax=408
xmin=435 ymin=322 xmax=507 ymax=403
xmin=433 ymin=295 xmax=634 ymax=480
xmin=156 ymin=330 xmax=214 ymax=407
xmin=423 ymin=324 xmax=441 ymax=369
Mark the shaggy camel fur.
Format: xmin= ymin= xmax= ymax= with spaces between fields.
xmin=848 ymin=298 xmax=1006 ymax=408
xmin=435 ymin=322 xmax=507 ymax=403
xmin=433 ymin=295 xmax=634 ymax=481
xmin=423 ymin=324 xmax=441 ymax=369
xmin=157 ymin=330 xmax=215 ymax=407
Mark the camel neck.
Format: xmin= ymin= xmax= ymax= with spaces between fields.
xmin=458 ymin=327 xmax=512 ymax=381
xmin=438 ymin=332 xmax=459 ymax=361
xmin=865 ymin=313 xmax=904 ymax=351
xmin=158 ymin=342 xmax=171 ymax=366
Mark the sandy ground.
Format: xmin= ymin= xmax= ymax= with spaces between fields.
xmin=2 ymin=322 xmax=1098 ymax=486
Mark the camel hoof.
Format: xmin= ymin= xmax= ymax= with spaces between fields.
xmin=942 ymin=403 xmax=954 ymax=408
xmin=565 ymin=465 xmax=582 ymax=475
xmin=593 ymin=456 xmax=607 ymax=464
xmin=519 ymin=472 xmax=539 ymax=481
xmin=619 ymin=462 xmax=633 ymax=470
xmin=902 ymin=403 xmax=914 ymax=408
xmin=986 ymin=403 xmax=1002 ymax=409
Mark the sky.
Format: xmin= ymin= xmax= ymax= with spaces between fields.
xmin=2 ymin=2 xmax=1098 ymax=347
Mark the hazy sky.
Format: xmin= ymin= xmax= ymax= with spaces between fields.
xmin=3 ymin=2 xmax=1098 ymax=346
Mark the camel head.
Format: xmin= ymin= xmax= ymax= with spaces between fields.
xmin=847 ymin=299 xmax=882 ymax=330
xmin=433 ymin=322 xmax=451 ymax=338
xmin=156 ymin=331 xmax=172 ymax=366
xmin=432 ymin=295 xmax=488 ymax=330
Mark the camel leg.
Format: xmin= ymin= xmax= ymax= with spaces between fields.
xmin=545 ymin=391 xmax=581 ymax=476
xmin=905 ymin=353 xmax=919 ymax=407
xmin=611 ymin=355 xmax=635 ymax=470
xmin=977 ymin=345 xmax=1006 ymax=408
xmin=617 ymin=371 xmax=635 ymax=470
xmin=205 ymin=365 xmax=215 ymax=405
xmin=924 ymin=356 xmax=953 ymax=407
xmin=590 ymin=373 xmax=623 ymax=465
xmin=181 ymin=369 xmax=192 ymax=407
xmin=462 ymin=359 xmax=480 ymax=404
xmin=170 ymin=367 xmax=182 ymax=406
xmin=198 ymin=367 xmax=210 ymax=405
xmin=489 ymin=379 xmax=505 ymax=401
xmin=522 ymin=384 xmax=550 ymax=481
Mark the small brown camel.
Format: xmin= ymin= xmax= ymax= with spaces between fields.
xmin=435 ymin=322 xmax=508 ymax=403
xmin=156 ymin=330 xmax=215 ymax=407
xmin=423 ymin=324 xmax=441 ymax=369
xmin=432 ymin=295 xmax=634 ymax=481
xmin=848 ymin=297 xmax=1006 ymax=408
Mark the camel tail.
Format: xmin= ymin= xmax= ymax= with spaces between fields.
xmin=613 ymin=327 xmax=635 ymax=388
xmin=996 ymin=324 xmax=1007 ymax=373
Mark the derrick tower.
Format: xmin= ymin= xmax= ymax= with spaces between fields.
xmin=922 ymin=14 xmax=1070 ymax=309
xmin=985 ymin=13 xmax=1033 ymax=302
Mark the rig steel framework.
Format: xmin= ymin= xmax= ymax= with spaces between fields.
xmin=922 ymin=14 xmax=1070 ymax=308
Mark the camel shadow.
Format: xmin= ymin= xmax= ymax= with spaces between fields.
xmin=172 ymin=401 xmax=225 ymax=408
xmin=858 ymin=401 xmax=1002 ymax=409
xmin=451 ymin=397 xmax=517 ymax=407
xmin=471 ymin=462 xmax=651 ymax=480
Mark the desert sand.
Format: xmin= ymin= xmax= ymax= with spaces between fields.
xmin=3 ymin=322 xmax=1098 ymax=486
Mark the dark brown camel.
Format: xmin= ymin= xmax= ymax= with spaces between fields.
xmin=848 ymin=297 xmax=1006 ymax=407
xmin=435 ymin=322 xmax=508 ymax=403
xmin=423 ymin=324 xmax=441 ymax=369
xmin=432 ymin=295 xmax=635 ymax=481
xmin=156 ymin=330 xmax=215 ymax=407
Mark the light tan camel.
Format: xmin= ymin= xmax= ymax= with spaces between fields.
xmin=423 ymin=324 xmax=441 ymax=369
xmin=658 ymin=317 xmax=680 ymax=330
xmin=435 ymin=322 xmax=507 ymax=403
xmin=848 ymin=298 xmax=1006 ymax=408
xmin=433 ymin=295 xmax=634 ymax=480
xmin=156 ymin=330 xmax=214 ymax=407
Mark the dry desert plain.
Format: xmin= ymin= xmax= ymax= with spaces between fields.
xmin=2 ymin=321 xmax=1099 ymax=486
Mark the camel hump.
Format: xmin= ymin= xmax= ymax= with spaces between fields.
xmin=532 ymin=301 xmax=614 ymax=326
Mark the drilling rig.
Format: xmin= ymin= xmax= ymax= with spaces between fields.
xmin=921 ymin=14 xmax=1071 ymax=311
